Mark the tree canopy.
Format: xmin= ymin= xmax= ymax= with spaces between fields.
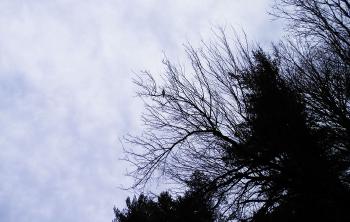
xmin=113 ymin=172 xmax=221 ymax=222
xmin=121 ymin=0 xmax=350 ymax=221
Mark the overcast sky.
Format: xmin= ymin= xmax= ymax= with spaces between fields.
xmin=0 ymin=1 xmax=282 ymax=221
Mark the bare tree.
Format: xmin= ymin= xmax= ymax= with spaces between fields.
xmin=122 ymin=1 xmax=350 ymax=221
xmin=124 ymin=28 xmax=350 ymax=220
xmin=272 ymin=0 xmax=350 ymax=64
xmin=125 ymin=33 xmax=266 ymax=219
xmin=273 ymin=0 xmax=350 ymax=170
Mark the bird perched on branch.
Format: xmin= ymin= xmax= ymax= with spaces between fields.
xmin=228 ymin=72 xmax=238 ymax=78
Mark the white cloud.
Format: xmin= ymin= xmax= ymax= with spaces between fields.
xmin=0 ymin=0 xmax=282 ymax=221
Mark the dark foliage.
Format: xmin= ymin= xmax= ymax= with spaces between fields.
xmin=121 ymin=0 xmax=350 ymax=221
xmin=113 ymin=172 xmax=220 ymax=222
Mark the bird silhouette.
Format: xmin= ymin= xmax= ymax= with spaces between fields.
xmin=228 ymin=72 xmax=236 ymax=78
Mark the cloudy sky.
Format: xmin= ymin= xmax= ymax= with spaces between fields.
xmin=0 ymin=1 xmax=282 ymax=221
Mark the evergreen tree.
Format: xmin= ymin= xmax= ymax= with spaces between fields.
xmin=122 ymin=1 xmax=350 ymax=220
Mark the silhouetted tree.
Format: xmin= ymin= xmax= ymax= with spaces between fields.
xmin=113 ymin=172 xmax=220 ymax=222
xmin=123 ymin=1 xmax=350 ymax=221
xmin=272 ymin=0 xmax=350 ymax=65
